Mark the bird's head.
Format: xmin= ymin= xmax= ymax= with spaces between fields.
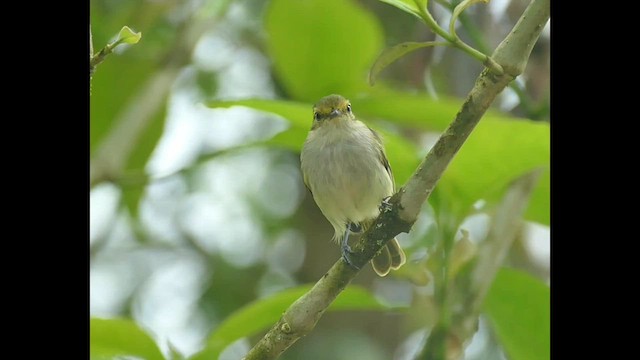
xmin=311 ymin=94 xmax=354 ymax=129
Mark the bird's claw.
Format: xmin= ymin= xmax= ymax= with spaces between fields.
xmin=379 ymin=196 xmax=393 ymax=212
xmin=341 ymin=243 xmax=360 ymax=270
xmin=341 ymin=227 xmax=360 ymax=270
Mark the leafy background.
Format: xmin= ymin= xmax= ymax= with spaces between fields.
xmin=90 ymin=0 xmax=549 ymax=359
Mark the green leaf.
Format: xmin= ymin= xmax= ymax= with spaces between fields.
xmin=415 ymin=0 xmax=428 ymax=10
xmin=90 ymin=317 xmax=165 ymax=360
xmin=208 ymin=99 xmax=311 ymax=132
xmin=433 ymin=119 xmax=550 ymax=222
xmin=116 ymin=26 xmax=142 ymax=45
xmin=122 ymin=101 xmax=167 ymax=218
xmin=205 ymin=97 xmax=547 ymax=224
xmin=90 ymin=53 xmax=157 ymax=157
xmin=377 ymin=0 xmax=423 ymax=19
xmin=206 ymin=99 xmax=421 ymax=186
xmin=265 ymin=0 xmax=384 ymax=101
xmin=354 ymin=91 xmax=518 ymax=132
xmin=369 ymin=41 xmax=450 ymax=86
xmin=484 ymin=268 xmax=550 ymax=360
xmin=207 ymin=98 xmax=310 ymax=151
xmin=356 ymin=92 xmax=456 ymax=131
xmin=190 ymin=285 xmax=401 ymax=360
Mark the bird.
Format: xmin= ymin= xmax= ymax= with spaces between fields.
xmin=300 ymin=94 xmax=406 ymax=276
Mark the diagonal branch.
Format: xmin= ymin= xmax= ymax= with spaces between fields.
xmin=242 ymin=0 xmax=549 ymax=359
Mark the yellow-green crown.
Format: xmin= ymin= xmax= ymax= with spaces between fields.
xmin=313 ymin=94 xmax=352 ymax=120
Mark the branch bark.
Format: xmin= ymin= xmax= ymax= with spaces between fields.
xmin=243 ymin=0 xmax=549 ymax=358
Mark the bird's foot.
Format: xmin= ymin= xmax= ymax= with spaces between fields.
xmin=341 ymin=229 xmax=360 ymax=270
xmin=379 ymin=196 xmax=393 ymax=213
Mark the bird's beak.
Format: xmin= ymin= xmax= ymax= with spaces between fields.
xmin=329 ymin=109 xmax=342 ymax=118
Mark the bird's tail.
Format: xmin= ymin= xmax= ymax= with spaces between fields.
xmin=371 ymin=237 xmax=406 ymax=277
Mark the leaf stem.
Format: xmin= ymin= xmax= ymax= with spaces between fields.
xmin=449 ymin=0 xmax=488 ymax=43
xmin=89 ymin=26 xmax=141 ymax=75
xmin=415 ymin=0 xmax=454 ymax=43
xmin=413 ymin=0 xmax=503 ymax=74
xmin=90 ymin=42 xmax=116 ymax=72
xmin=433 ymin=0 xmax=541 ymax=118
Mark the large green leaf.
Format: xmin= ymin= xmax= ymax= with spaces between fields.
xmin=369 ymin=41 xmax=450 ymax=86
xmin=90 ymin=317 xmax=165 ymax=360
xmin=206 ymin=99 xmax=421 ymax=186
xmin=208 ymin=99 xmax=311 ymax=133
xmin=484 ymin=268 xmax=550 ymax=360
xmin=121 ymin=99 xmax=168 ymax=218
xmin=90 ymin=48 xmax=159 ymax=156
xmin=190 ymin=285 xmax=402 ymax=360
xmin=265 ymin=0 xmax=384 ymax=102
xmin=433 ymin=119 xmax=550 ymax=223
xmin=355 ymin=92 xmax=466 ymax=131
xmin=354 ymin=91 xmax=522 ymax=132
xmin=205 ymin=97 xmax=548 ymax=224
xmin=207 ymin=99 xmax=310 ymax=152
xmin=209 ymin=91 xmax=520 ymax=136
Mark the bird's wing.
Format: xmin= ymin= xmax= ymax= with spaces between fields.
xmin=302 ymin=165 xmax=313 ymax=196
xmin=368 ymin=127 xmax=395 ymax=191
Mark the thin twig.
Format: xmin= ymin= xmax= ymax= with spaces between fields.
xmin=433 ymin=0 xmax=539 ymax=119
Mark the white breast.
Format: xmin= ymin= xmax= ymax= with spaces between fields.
xmin=300 ymin=118 xmax=394 ymax=241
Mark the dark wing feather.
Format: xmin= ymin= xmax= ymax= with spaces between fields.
xmin=368 ymin=127 xmax=395 ymax=191
xmin=302 ymin=168 xmax=313 ymax=196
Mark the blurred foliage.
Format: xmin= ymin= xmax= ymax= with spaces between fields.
xmin=90 ymin=0 xmax=549 ymax=359
xmin=91 ymin=318 xmax=165 ymax=360
xmin=206 ymin=98 xmax=422 ymax=187
xmin=90 ymin=0 xmax=173 ymax=154
xmin=192 ymin=285 xmax=403 ymax=360
xmin=265 ymin=0 xmax=384 ymax=101
xmin=484 ymin=268 xmax=550 ymax=360
xmin=90 ymin=0 xmax=172 ymax=217
xmin=434 ymin=119 xmax=550 ymax=224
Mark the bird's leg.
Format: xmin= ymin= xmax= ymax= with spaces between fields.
xmin=341 ymin=223 xmax=360 ymax=270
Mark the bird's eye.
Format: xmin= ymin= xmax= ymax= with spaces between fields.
xmin=346 ymin=104 xmax=352 ymax=113
xmin=313 ymin=112 xmax=319 ymax=120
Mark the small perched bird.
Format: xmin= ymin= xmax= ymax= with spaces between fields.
xmin=300 ymin=94 xmax=406 ymax=276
